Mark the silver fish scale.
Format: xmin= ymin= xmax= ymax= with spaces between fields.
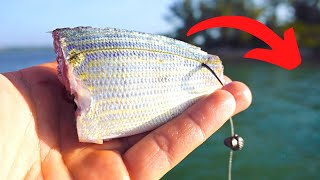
xmin=52 ymin=27 xmax=224 ymax=144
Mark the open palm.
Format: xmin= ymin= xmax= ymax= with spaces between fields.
xmin=0 ymin=61 xmax=251 ymax=180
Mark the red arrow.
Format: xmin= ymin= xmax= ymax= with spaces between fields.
xmin=187 ymin=16 xmax=301 ymax=70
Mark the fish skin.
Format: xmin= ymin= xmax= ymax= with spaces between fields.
xmin=52 ymin=27 xmax=224 ymax=144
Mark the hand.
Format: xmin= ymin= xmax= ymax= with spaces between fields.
xmin=0 ymin=61 xmax=251 ymax=180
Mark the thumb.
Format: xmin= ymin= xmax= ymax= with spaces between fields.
xmin=124 ymin=81 xmax=252 ymax=180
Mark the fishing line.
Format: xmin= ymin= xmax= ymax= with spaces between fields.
xmin=201 ymin=63 xmax=244 ymax=180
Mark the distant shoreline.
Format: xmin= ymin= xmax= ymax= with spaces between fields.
xmin=0 ymin=46 xmax=53 ymax=52
xmin=1 ymin=46 xmax=318 ymax=66
xmin=209 ymin=47 xmax=319 ymax=66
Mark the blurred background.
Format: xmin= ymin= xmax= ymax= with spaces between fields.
xmin=0 ymin=0 xmax=319 ymax=179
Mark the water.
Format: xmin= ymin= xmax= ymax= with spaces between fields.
xmin=0 ymin=49 xmax=319 ymax=179
xmin=0 ymin=48 xmax=55 ymax=73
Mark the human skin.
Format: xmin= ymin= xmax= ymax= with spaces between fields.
xmin=0 ymin=61 xmax=252 ymax=180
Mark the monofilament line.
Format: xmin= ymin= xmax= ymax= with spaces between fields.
xmin=201 ymin=63 xmax=235 ymax=180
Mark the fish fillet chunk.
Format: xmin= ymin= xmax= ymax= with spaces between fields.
xmin=52 ymin=27 xmax=224 ymax=144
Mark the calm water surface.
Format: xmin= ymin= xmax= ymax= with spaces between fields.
xmin=0 ymin=48 xmax=319 ymax=179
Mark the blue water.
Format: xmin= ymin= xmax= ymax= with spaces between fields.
xmin=0 ymin=48 xmax=55 ymax=72
xmin=0 ymin=48 xmax=319 ymax=179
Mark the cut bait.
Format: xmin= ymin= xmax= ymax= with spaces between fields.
xmin=52 ymin=27 xmax=224 ymax=144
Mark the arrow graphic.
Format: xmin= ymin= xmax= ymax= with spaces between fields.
xmin=187 ymin=16 xmax=301 ymax=70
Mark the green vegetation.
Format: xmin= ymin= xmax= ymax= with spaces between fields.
xmin=166 ymin=0 xmax=320 ymax=52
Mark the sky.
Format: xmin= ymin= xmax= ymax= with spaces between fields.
xmin=0 ymin=0 xmax=175 ymax=48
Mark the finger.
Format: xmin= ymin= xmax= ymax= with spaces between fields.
xmin=222 ymin=81 xmax=252 ymax=114
xmin=64 ymin=148 xmax=130 ymax=180
xmin=123 ymin=82 xmax=251 ymax=179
